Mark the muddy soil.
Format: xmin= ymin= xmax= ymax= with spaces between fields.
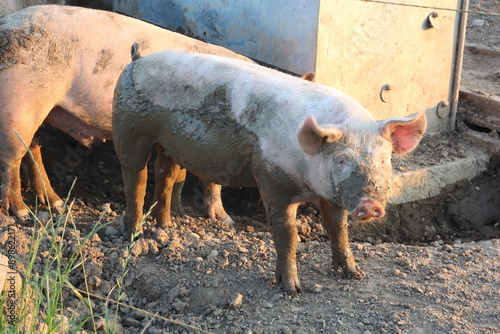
xmin=1 ymin=1 xmax=500 ymax=333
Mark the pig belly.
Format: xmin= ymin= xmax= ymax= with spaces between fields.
xmin=157 ymin=111 xmax=258 ymax=188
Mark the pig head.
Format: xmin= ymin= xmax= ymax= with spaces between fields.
xmin=113 ymin=50 xmax=426 ymax=295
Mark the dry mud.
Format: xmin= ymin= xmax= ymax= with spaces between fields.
xmin=1 ymin=1 xmax=500 ymax=333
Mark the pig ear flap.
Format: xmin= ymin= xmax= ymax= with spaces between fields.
xmin=301 ymin=72 xmax=316 ymax=82
xmin=297 ymin=115 xmax=343 ymax=155
xmin=380 ymin=110 xmax=427 ymax=155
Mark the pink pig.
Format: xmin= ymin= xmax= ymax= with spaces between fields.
xmin=113 ymin=50 xmax=427 ymax=295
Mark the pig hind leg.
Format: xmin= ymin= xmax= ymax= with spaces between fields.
xmin=23 ymin=130 xmax=64 ymax=213
xmin=117 ymin=138 xmax=155 ymax=235
xmin=318 ymin=200 xmax=365 ymax=279
xmin=1 ymin=156 xmax=28 ymax=219
xmin=170 ymin=168 xmax=187 ymax=216
xmin=153 ymin=145 xmax=184 ymax=228
xmin=0 ymin=133 xmax=34 ymax=219
xmin=200 ymin=181 xmax=234 ymax=224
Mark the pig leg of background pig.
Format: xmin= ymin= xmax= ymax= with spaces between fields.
xmin=119 ymin=144 xmax=153 ymax=235
xmin=1 ymin=157 xmax=28 ymax=219
xmin=152 ymin=145 xmax=182 ymax=228
xmin=318 ymin=200 xmax=365 ymax=279
xmin=200 ymin=181 xmax=234 ymax=224
xmin=170 ymin=168 xmax=187 ymax=216
xmin=24 ymin=131 xmax=64 ymax=213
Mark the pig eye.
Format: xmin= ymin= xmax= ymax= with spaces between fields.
xmin=335 ymin=155 xmax=348 ymax=167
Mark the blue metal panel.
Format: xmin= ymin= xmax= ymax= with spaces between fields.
xmin=114 ymin=0 xmax=319 ymax=75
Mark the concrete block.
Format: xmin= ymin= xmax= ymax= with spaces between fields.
xmin=390 ymin=153 xmax=489 ymax=205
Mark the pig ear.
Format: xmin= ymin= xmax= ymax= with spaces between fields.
xmin=297 ymin=115 xmax=343 ymax=155
xmin=301 ymin=72 xmax=315 ymax=82
xmin=380 ymin=110 xmax=427 ymax=155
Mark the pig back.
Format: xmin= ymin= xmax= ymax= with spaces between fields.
xmin=113 ymin=58 xmax=258 ymax=187
xmin=0 ymin=5 xmax=252 ymax=138
xmin=115 ymin=50 xmax=379 ymax=192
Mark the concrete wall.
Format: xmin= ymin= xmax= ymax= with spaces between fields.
xmin=113 ymin=0 xmax=319 ymax=75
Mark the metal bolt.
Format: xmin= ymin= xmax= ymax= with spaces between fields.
xmin=380 ymin=84 xmax=394 ymax=103
xmin=428 ymin=12 xmax=440 ymax=29
xmin=436 ymin=100 xmax=450 ymax=118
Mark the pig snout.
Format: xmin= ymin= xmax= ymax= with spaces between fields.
xmin=350 ymin=198 xmax=385 ymax=221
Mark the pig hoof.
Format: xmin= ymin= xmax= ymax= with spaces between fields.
xmin=274 ymin=275 xmax=302 ymax=296
xmin=171 ymin=205 xmax=186 ymax=216
xmin=155 ymin=219 xmax=174 ymax=229
xmin=52 ymin=201 xmax=65 ymax=215
xmin=118 ymin=214 xmax=143 ymax=239
xmin=282 ymin=283 xmax=302 ymax=296
xmin=343 ymin=267 xmax=365 ymax=280
xmin=219 ymin=216 xmax=234 ymax=224
xmin=17 ymin=215 xmax=32 ymax=224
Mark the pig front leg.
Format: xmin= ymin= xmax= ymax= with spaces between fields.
xmin=318 ymin=200 xmax=365 ymax=279
xmin=153 ymin=145 xmax=183 ymax=228
xmin=270 ymin=202 xmax=302 ymax=295
xmin=256 ymin=175 xmax=302 ymax=295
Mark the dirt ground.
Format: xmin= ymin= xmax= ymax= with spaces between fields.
xmin=1 ymin=1 xmax=500 ymax=333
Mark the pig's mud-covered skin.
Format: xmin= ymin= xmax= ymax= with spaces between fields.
xmin=0 ymin=5 xmax=250 ymax=221
xmin=113 ymin=50 xmax=427 ymax=295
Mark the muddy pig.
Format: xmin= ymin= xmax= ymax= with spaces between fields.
xmin=113 ymin=50 xmax=427 ymax=295
xmin=0 ymin=5 xmax=252 ymax=223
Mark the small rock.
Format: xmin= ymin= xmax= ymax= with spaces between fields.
xmin=0 ymin=213 xmax=15 ymax=227
xmin=153 ymin=229 xmax=169 ymax=245
xmin=105 ymin=226 xmax=121 ymax=238
xmin=147 ymin=326 xmax=164 ymax=334
xmin=472 ymin=19 xmax=485 ymax=27
xmin=130 ymin=239 xmax=149 ymax=257
xmin=99 ymin=203 xmax=112 ymax=213
xmin=89 ymin=233 xmax=101 ymax=243
xmin=238 ymin=246 xmax=249 ymax=253
xmin=441 ymin=244 xmax=453 ymax=252
xmin=207 ymin=249 xmax=219 ymax=259
xmin=312 ymin=284 xmax=323 ymax=293
xmin=167 ymin=286 xmax=189 ymax=302
xmin=229 ymin=293 xmax=244 ymax=308
xmin=213 ymin=308 xmax=224 ymax=317
xmin=172 ymin=300 xmax=188 ymax=312
xmin=36 ymin=212 xmax=51 ymax=224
